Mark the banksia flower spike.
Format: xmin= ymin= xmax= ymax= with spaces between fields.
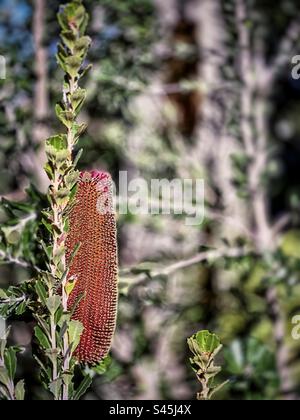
xmin=66 ymin=170 xmax=118 ymax=364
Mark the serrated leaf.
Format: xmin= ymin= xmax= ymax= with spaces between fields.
xmin=0 ymin=366 xmax=10 ymax=387
xmin=65 ymin=56 xmax=82 ymax=78
xmin=56 ymin=109 xmax=75 ymax=129
xmin=68 ymin=320 xmax=84 ymax=353
xmin=73 ymin=123 xmax=88 ymax=140
xmin=74 ymin=36 xmax=91 ymax=58
xmin=4 ymin=347 xmax=17 ymax=380
xmin=56 ymin=52 xmax=67 ymax=71
xmin=65 ymin=170 xmax=79 ymax=189
xmin=41 ymin=218 xmax=53 ymax=234
xmin=0 ymin=289 xmax=8 ymax=299
xmin=46 ymin=296 xmax=61 ymax=315
xmin=34 ymin=326 xmax=51 ymax=350
xmin=34 ymin=315 xmax=50 ymax=339
xmin=44 ymin=163 xmax=54 ymax=181
xmin=49 ymin=378 xmax=62 ymax=400
xmin=73 ymin=148 xmax=83 ymax=167
xmin=65 ymin=277 xmax=77 ymax=297
xmin=79 ymin=63 xmax=92 ymax=79
xmin=35 ymin=280 xmax=47 ymax=306
xmin=73 ymin=375 xmax=92 ymax=400
xmin=33 ymin=354 xmax=51 ymax=379
xmin=57 ymin=9 xmax=69 ymax=31
xmin=15 ymin=301 xmax=26 ymax=316
xmin=194 ymin=330 xmax=221 ymax=354
xmin=1 ymin=198 xmax=33 ymax=213
xmin=15 ymin=379 xmax=25 ymax=400
xmin=54 ymin=306 xmax=64 ymax=325
xmin=58 ymin=320 xmax=69 ymax=343
xmin=46 ymin=134 xmax=68 ymax=151
xmin=70 ymin=88 xmax=86 ymax=112
xmin=60 ymin=30 xmax=76 ymax=51
xmin=79 ymin=11 xmax=89 ymax=35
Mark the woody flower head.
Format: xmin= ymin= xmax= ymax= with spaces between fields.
xmin=66 ymin=170 xmax=118 ymax=364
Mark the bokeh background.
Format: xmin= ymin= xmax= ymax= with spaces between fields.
xmin=1 ymin=0 xmax=300 ymax=400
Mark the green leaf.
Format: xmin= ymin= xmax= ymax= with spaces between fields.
xmin=74 ymin=36 xmax=91 ymax=58
xmin=73 ymin=375 xmax=92 ymax=400
xmin=79 ymin=12 xmax=89 ymax=36
xmin=1 ymin=198 xmax=33 ymax=213
xmin=46 ymin=296 xmax=61 ymax=315
xmin=4 ymin=347 xmax=17 ymax=380
xmin=15 ymin=379 xmax=25 ymax=400
xmin=34 ymin=315 xmax=50 ymax=339
xmin=0 ymin=366 xmax=10 ymax=387
xmin=15 ymin=301 xmax=27 ymax=316
xmin=58 ymin=321 xmax=69 ymax=343
xmin=1 ymin=226 xmax=21 ymax=245
xmin=73 ymin=148 xmax=83 ymax=167
xmin=70 ymin=88 xmax=86 ymax=112
xmin=68 ymin=320 xmax=84 ymax=353
xmin=44 ymin=162 xmax=54 ymax=180
xmin=69 ymin=291 xmax=85 ymax=317
xmin=0 ymin=289 xmax=8 ymax=299
xmin=57 ymin=9 xmax=69 ymax=31
xmin=35 ymin=280 xmax=48 ymax=306
xmin=79 ymin=63 xmax=92 ymax=79
xmin=197 ymin=330 xmax=220 ymax=354
xmin=67 ymin=242 xmax=81 ymax=268
xmin=0 ymin=384 xmax=10 ymax=399
xmin=49 ymin=378 xmax=62 ymax=400
xmin=41 ymin=218 xmax=53 ymax=234
xmin=224 ymin=340 xmax=244 ymax=375
xmin=208 ymin=380 xmax=230 ymax=400
xmin=65 ymin=277 xmax=77 ymax=297
xmin=65 ymin=56 xmax=82 ymax=78
xmin=33 ymin=355 xmax=51 ymax=379
xmin=34 ymin=326 xmax=51 ymax=350
xmin=56 ymin=52 xmax=67 ymax=71
xmin=65 ymin=170 xmax=79 ymax=189
xmin=45 ymin=135 xmax=69 ymax=160
xmin=62 ymin=372 xmax=72 ymax=387
xmin=60 ymin=30 xmax=76 ymax=51
xmin=188 ymin=330 xmax=221 ymax=355
xmin=280 ymin=230 xmax=300 ymax=259
xmin=54 ymin=306 xmax=64 ymax=325
xmin=56 ymin=108 xmax=75 ymax=129
xmin=73 ymin=123 xmax=88 ymax=140
xmin=40 ymin=241 xmax=53 ymax=261
xmin=92 ymin=355 xmax=112 ymax=375
xmin=46 ymin=134 xmax=68 ymax=151
xmin=0 ymin=339 xmax=7 ymax=360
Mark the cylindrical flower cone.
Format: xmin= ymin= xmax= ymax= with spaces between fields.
xmin=66 ymin=170 xmax=118 ymax=364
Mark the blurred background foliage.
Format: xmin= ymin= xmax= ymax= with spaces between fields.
xmin=1 ymin=0 xmax=300 ymax=400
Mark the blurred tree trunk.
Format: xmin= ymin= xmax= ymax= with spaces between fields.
xmin=32 ymin=0 xmax=50 ymax=192
xmin=191 ymin=0 xmax=251 ymax=239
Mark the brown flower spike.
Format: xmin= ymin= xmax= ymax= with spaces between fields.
xmin=66 ymin=170 xmax=118 ymax=364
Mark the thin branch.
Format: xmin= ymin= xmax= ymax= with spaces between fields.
xmin=0 ymin=250 xmax=31 ymax=269
xmin=235 ymin=0 xmax=255 ymax=157
xmin=0 ymin=295 xmax=26 ymax=305
xmin=120 ymin=246 xmax=254 ymax=285
xmin=272 ymin=214 xmax=291 ymax=237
